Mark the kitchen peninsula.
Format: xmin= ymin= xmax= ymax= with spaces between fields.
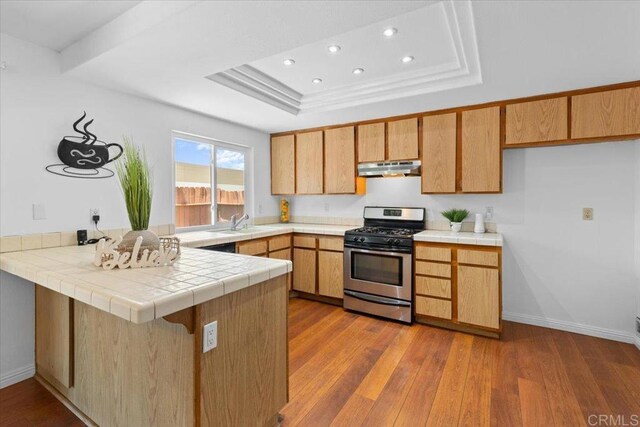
xmin=0 ymin=244 xmax=291 ymax=426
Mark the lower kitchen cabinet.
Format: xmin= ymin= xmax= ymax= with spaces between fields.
xmin=414 ymin=242 xmax=502 ymax=338
xmin=293 ymin=248 xmax=316 ymax=294
xmin=291 ymin=234 xmax=344 ymax=303
xmin=269 ymin=248 xmax=292 ymax=290
xmin=318 ymin=250 xmax=343 ymax=299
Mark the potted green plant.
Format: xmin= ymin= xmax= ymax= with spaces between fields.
xmin=115 ymin=137 xmax=159 ymax=250
xmin=441 ymin=208 xmax=469 ymax=233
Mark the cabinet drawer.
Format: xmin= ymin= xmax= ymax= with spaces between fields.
xmin=237 ymin=240 xmax=267 ymax=256
xmin=415 ymin=261 xmax=451 ymax=278
xmin=458 ymin=249 xmax=499 ymax=267
xmin=415 ymin=276 xmax=451 ymax=299
xmin=268 ymin=234 xmax=291 ymax=252
xmin=415 ymin=245 xmax=451 ymax=262
xmin=318 ymin=236 xmax=343 ymax=252
xmin=293 ymin=235 xmax=316 ymax=249
xmin=416 ymin=296 xmax=452 ymax=320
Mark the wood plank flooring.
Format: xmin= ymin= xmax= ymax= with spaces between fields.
xmin=1 ymin=297 xmax=638 ymax=426
xmin=282 ymin=298 xmax=640 ymax=427
xmin=0 ymin=377 xmax=84 ymax=426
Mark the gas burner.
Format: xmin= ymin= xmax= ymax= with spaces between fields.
xmin=350 ymin=226 xmax=417 ymax=237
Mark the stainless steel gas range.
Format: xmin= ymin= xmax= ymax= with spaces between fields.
xmin=343 ymin=207 xmax=426 ymax=324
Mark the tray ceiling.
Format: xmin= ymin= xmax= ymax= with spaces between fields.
xmin=207 ymin=0 xmax=481 ymax=115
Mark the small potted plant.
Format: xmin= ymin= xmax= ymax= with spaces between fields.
xmin=441 ymin=208 xmax=469 ymax=233
xmin=115 ymin=137 xmax=159 ymax=250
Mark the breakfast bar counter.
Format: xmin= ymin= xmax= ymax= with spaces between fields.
xmin=0 ymin=245 xmax=291 ymax=426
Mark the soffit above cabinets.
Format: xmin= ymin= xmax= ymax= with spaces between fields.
xmin=207 ymin=0 xmax=482 ymax=115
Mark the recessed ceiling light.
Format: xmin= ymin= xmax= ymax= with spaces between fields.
xmin=352 ymin=68 xmax=364 ymax=75
xmin=383 ymin=28 xmax=397 ymax=37
xmin=283 ymin=58 xmax=295 ymax=66
xmin=328 ymin=45 xmax=341 ymax=53
xmin=312 ymin=78 xmax=323 ymax=84
xmin=401 ymin=55 xmax=414 ymax=63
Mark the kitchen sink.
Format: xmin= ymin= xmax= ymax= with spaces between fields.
xmin=216 ymin=227 xmax=265 ymax=234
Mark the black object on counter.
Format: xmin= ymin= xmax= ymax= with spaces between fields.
xmin=77 ymin=229 xmax=88 ymax=245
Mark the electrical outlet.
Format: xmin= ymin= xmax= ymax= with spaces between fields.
xmin=32 ymin=204 xmax=46 ymax=220
xmin=258 ymin=203 xmax=263 ymax=214
xmin=582 ymin=207 xmax=594 ymax=221
xmin=203 ymin=321 xmax=217 ymax=353
xmin=324 ymin=203 xmax=330 ymax=212
xmin=485 ymin=206 xmax=494 ymax=221
xmin=90 ymin=208 xmax=100 ymax=224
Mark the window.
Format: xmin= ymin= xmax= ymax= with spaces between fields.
xmin=173 ymin=133 xmax=250 ymax=230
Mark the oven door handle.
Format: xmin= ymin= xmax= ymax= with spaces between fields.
xmin=344 ymin=290 xmax=411 ymax=307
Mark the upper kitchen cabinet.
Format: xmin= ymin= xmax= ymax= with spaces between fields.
xmin=324 ymin=126 xmax=356 ymax=194
xmin=505 ymin=97 xmax=568 ymax=146
xmin=461 ymin=107 xmax=501 ymax=193
xmin=571 ymin=87 xmax=640 ymax=139
xmin=296 ymin=131 xmax=324 ymax=194
xmin=387 ymin=118 xmax=419 ymax=161
xmin=357 ymin=122 xmax=385 ymax=163
xmin=271 ymin=135 xmax=295 ymax=195
xmin=422 ymin=113 xmax=457 ymax=193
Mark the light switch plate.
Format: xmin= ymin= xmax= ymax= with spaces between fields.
xmin=32 ymin=204 xmax=46 ymax=220
xmin=582 ymin=207 xmax=594 ymax=221
xmin=203 ymin=320 xmax=217 ymax=353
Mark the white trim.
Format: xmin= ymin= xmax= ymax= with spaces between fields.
xmin=502 ymin=311 xmax=635 ymax=344
xmin=0 ymin=364 xmax=35 ymax=389
xmin=635 ymin=336 xmax=640 ymax=351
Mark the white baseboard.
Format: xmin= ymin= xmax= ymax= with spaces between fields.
xmin=0 ymin=364 xmax=35 ymax=389
xmin=502 ymin=312 xmax=635 ymax=343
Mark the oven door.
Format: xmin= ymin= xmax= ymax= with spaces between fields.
xmin=344 ymin=246 xmax=412 ymax=301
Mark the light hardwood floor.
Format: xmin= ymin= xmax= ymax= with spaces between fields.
xmin=2 ymin=298 xmax=639 ymax=426
xmin=282 ymin=298 xmax=640 ymax=427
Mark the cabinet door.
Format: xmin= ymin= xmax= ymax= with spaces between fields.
xmin=357 ymin=122 xmax=385 ymax=163
xmin=36 ymin=285 xmax=73 ymax=388
xmin=505 ymin=97 xmax=568 ymax=145
xmin=387 ymin=118 xmax=419 ymax=161
xmin=571 ymin=87 xmax=640 ymax=139
xmin=324 ymin=126 xmax=356 ymax=194
xmin=422 ymin=113 xmax=457 ymax=193
xmin=318 ymin=251 xmax=343 ymax=298
xmin=271 ymin=135 xmax=295 ymax=194
xmin=269 ymin=248 xmax=292 ymax=290
xmin=461 ymin=107 xmax=501 ymax=193
xmin=295 ymin=131 xmax=324 ymax=194
xmin=457 ymin=265 xmax=500 ymax=329
xmin=293 ymin=248 xmax=316 ymax=293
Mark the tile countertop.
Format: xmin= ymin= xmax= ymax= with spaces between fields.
xmin=413 ymin=230 xmax=503 ymax=246
xmin=177 ymin=223 xmax=354 ymax=248
xmin=0 ymin=245 xmax=291 ymax=324
xmin=177 ymin=224 xmax=503 ymax=248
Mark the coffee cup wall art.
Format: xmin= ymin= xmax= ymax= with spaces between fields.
xmin=46 ymin=112 xmax=123 ymax=179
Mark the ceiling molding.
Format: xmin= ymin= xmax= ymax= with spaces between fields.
xmin=207 ymin=0 xmax=482 ymax=116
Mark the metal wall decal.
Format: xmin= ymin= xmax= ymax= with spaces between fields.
xmin=46 ymin=112 xmax=123 ymax=179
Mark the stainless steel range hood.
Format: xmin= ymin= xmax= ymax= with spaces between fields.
xmin=358 ymin=160 xmax=421 ymax=177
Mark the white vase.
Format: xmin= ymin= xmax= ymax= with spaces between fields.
xmin=451 ymin=222 xmax=462 ymax=233
xmin=474 ymin=213 xmax=486 ymax=234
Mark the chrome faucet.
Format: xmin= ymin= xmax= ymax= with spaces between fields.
xmin=230 ymin=213 xmax=249 ymax=230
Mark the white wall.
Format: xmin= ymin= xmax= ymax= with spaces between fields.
xmin=291 ymin=141 xmax=640 ymax=342
xmin=0 ymin=34 xmax=276 ymax=387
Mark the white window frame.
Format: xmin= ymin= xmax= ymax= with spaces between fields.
xmin=172 ymin=131 xmax=253 ymax=232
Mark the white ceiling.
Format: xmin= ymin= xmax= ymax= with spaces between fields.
xmin=0 ymin=0 xmax=140 ymax=52
xmin=209 ymin=1 xmax=482 ymax=115
xmin=1 ymin=1 xmax=639 ymax=133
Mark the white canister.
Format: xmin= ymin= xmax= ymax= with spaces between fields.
xmin=474 ymin=213 xmax=485 ymax=234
